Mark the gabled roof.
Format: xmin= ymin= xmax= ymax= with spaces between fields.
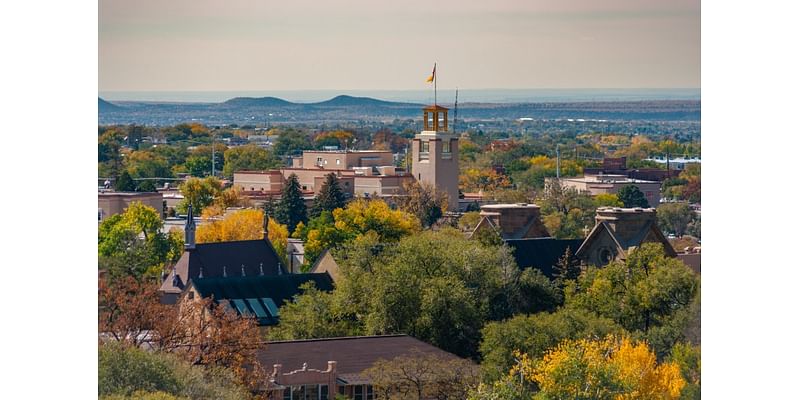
xmin=189 ymin=273 xmax=334 ymax=325
xmin=506 ymin=238 xmax=584 ymax=278
xmin=258 ymin=335 xmax=465 ymax=384
xmin=160 ymin=239 xmax=286 ymax=295
xmin=575 ymin=219 xmax=676 ymax=262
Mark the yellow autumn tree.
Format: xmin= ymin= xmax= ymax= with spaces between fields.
xmin=512 ymin=335 xmax=685 ymax=400
xmin=196 ymin=209 xmax=289 ymax=265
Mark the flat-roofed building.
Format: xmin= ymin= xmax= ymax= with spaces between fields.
xmin=556 ymin=175 xmax=662 ymax=207
xmin=98 ymin=191 xmax=164 ymax=221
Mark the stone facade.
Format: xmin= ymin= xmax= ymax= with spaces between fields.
xmin=98 ymin=191 xmax=164 ymax=221
xmin=576 ymin=207 xmax=676 ymax=266
xmin=471 ymin=203 xmax=550 ymax=240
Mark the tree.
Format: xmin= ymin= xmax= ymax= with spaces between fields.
xmin=363 ymin=351 xmax=480 ymax=400
xmin=99 ymin=277 xmax=266 ymax=390
xmin=657 ymin=203 xmax=696 ymax=237
xmin=564 ymin=243 xmax=700 ymax=356
xmin=311 ymin=173 xmax=347 ymax=218
xmin=515 ymin=335 xmax=685 ymax=400
xmin=297 ymin=200 xmax=420 ymax=267
xmin=274 ymin=173 xmax=307 ymax=233
xmin=222 ymin=144 xmax=281 ymax=177
xmin=177 ymin=177 xmax=222 ymax=215
xmin=617 ymin=184 xmax=650 ymax=208
xmin=99 ymin=343 xmax=249 ymax=400
xmin=478 ymin=309 xmax=622 ymax=382
xmin=397 ymin=180 xmax=449 ymax=227
xmin=98 ymin=202 xmax=183 ymax=281
xmin=266 ymin=282 xmax=357 ymax=340
xmin=552 ymin=247 xmax=580 ymax=285
xmin=668 ymin=342 xmax=701 ymax=399
xmin=196 ymin=208 xmax=263 ymax=243
xmin=115 ymin=170 xmax=136 ymax=192
xmin=272 ymin=129 xmax=313 ymax=156
xmin=125 ymin=150 xmax=173 ymax=180
xmin=184 ymin=155 xmax=212 ymax=177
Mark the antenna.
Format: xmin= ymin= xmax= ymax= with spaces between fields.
xmin=453 ymin=88 xmax=458 ymax=134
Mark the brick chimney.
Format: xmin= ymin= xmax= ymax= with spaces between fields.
xmin=594 ymin=207 xmax=656 ymax=246
xmin=479 ymin=203 xmax=550 ymax=239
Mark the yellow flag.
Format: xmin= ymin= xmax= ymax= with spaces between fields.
xmin=426 ymin=63 xmax=436 ymax=83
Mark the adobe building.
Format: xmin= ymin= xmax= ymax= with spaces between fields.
xmin=234 ymin=105 xmax=460 ymax=210
xmin=412 ymin=105 xmax=460 ymax=211
xmin=576 ymin=207 xmax=677 ymax=266
xmin=259 ymin=335 xmax=468 ymax=399
xmin=556 ymin=175 xmax=662 ymax=208
xmin=98 ymin=191 xmax=164 ymax=221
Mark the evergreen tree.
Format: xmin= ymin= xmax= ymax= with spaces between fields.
xmin=310 ymin=173 xmax=347 ymax=218
xmin=275 ymin=173 xmax=307 ymax=233
xmin=115 ymin=170 xmax=136 ymax=192
xmin=617 ymin=185 xmax=650 ymax=208
xmin=553 ymin=246 xmax=581 ymax=285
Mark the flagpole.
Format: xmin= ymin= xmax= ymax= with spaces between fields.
xmin=434 ymin=63 xmax=437 ymax=106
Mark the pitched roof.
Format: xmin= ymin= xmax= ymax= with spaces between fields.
xmin=190 ymin=273 xmax=334 ymax=325
xmin=506 ymin=238 xmax=584 ymax=277
xmin=160 ymin=239 xmax=286 ymax=295
xmin=258 ymin=335 xmax=464 ymax=384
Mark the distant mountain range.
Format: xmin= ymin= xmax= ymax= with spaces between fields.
xmin=98 ymin=95 xmax=700 ymax=126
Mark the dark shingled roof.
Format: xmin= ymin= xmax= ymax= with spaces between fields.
xmin=506 ymin=238 xmax=584 ymax=278
xmin=160 ymin=239 xmax=286 ymax=298
xmin=258 ymin=335 xmax=465 ymax=384
xmin=190 ymin=273 xmax=334 ymax=326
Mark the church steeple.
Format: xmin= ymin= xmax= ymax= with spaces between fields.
xmin=184 ymin=204 xmax=196 ymax=250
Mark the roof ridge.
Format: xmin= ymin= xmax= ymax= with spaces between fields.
xmin=266 ymin=334 xmax=409 ymax=345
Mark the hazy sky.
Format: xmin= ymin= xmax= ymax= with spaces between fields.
xmin=99 ymin=0 xmax=700 ymax=92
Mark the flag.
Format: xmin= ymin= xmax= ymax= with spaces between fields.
xmin=426 ymin=63 xmax=436 ymax=83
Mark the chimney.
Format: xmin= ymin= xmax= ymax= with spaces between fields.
xmin=184 ymin=205 xmax=196 ymax=250
xmin=594 ymin=207 xmax=657 ymax=245
xmin=479 ymin=203 xmax=550 ymax=239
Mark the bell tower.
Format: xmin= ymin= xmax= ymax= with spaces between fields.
xmin=412 ymin=105 xmax=460 ymax=211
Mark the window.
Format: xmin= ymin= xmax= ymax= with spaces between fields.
xmin=320 ymin=385 xmax=329 ymax=400
xmin=421 ymin=141 xmax=430 ymax=153
xmin=336 ymin=159 xmax=341 ymax=165
xmin=354 ymin=385 xmax=364 ymax=400
xmin=283 ymin=388 xmax=291 ymax=400
xmin=324 ymin=159 xmax=328 ymax=165
xmin=366 ymin=385 xmax=374 ymax=400
xmin=442 ymin=139 xmax=451 ymax=153
xmin=317 ymin=157 xmax=323 ymax=164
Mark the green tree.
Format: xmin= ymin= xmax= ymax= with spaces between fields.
xmin=617 ymin=184 xmax=650 ymax=208
xmin=272 ymin=129 xmax=313 ymax=156
xmin=564 ymin=243 xmax=700 ymax=356
xmin=115 ymin=170 xmax=136 ymax=192
xmin=184 ymin=155 xmax=212 ymax=177
xmin=126 ymin=150 xmax=173 ymax=180
xmin=98 ymin=343 xmax=249 ymax=400
xmin=222 ymin=144 xmax=281 ymax=177
xmin=267 ymin=282 xmax=357 ymax=340
xmin=177 ymin=177 xmax=223 ymax=215
xmin=274 ymin=173 xmax=307 ymax=233
xmin=657 ymin=203 xmax=696 ymax=237
xmin=668 ymin=342 xmax=701 ymax=399
xmin=98 ymin=202 xmax=183 ymax=280
xmin=311 ymin=173 xmax=347 ymax=218
xmin=478 ymin=308 xmax=622 ymax=382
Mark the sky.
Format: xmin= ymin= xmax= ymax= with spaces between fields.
xmin=99 ymin=0 xmax=700 ymax=92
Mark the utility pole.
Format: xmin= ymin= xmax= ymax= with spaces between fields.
xmin=211 ymin=133 xmax=216 ymax=177
xmin=556 ymin=145 xmax=561 ymax=180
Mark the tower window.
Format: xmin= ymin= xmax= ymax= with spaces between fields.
xmin=421 ymin=141 xmax=430 ymax=153
xmin=442 ymin=140 xmax=451 ymax=153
